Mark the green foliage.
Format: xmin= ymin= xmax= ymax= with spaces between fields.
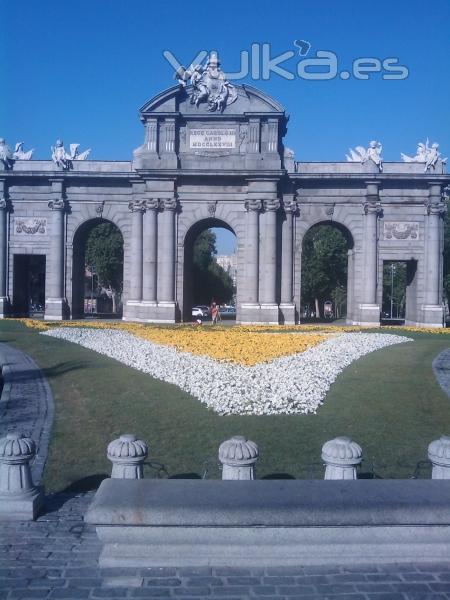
xmin=301 ymin=225 xmax=348 ymax=316
xmin=192 ymin=230 xmax=234 ymax=305
xmin=382 ymin=262 xmax=407 ymax=318
xmin=85 ymin=222 xmax=124 ymax=311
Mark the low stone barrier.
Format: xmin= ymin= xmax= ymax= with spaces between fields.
xmin=85 ymin=478 xmax=450 ymax=567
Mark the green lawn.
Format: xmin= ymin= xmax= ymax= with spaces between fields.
xmin=1 ymin=320 xmax=450 ymax=491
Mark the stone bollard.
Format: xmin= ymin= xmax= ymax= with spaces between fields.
xmin=0 ymin=432 xmax=44 ymax=520
xmin=218 ymin=436 xmax=259 ymax=480
xmin=428 ymin=436 xmax=450 ymax=479
xmin=107 ymin=434 xmax=148 ymax=479
xmin=321 ymin=436 xmax=362 ymax=480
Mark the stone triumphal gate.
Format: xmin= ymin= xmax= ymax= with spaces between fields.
xmin=0 ymin=55 xmax=449 ymax=326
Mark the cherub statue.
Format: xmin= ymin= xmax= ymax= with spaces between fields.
xmin=346 ymin=140 xmax=383 ymax=171
xmin=13 ymin=142 xmax=34 ymax=160
xmin=51 ymin=140 xmax=91 ymax=169
xmin=401 ymin=139 xmax=447 ymax=172
xmin=0 ymin=139 xmax=14 ymax=169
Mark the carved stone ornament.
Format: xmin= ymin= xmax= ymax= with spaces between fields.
xmin=427 ymin=202 xmax=447 ymax=217
xmin=325 ymin=204 xmax=335 ymax=216
xmin=401 ymin=139 xmax=447 ymax=172
xmin=346 ymin=140 xmax=383 ymax=172
xmin=51 ymin=140 xmax=91 ymax=170
xmin=161 ymin=197 xmax=177 ymax=211
xmin=48 ymin=198 xmax=65 ymax=211
xmin=245 ymin=199 xmax=262 ymax=212
xmin=383 ymin=222 xmax=419 ymax=241
xmin=283 ymin=198 xmax=298 ymax=214
xmin=264 ymin=199 xmax=280 ymax=212
xmin=363 ymin=201 xmax=382 ymax=216
xmin=95 ymin=201 xmax=104 ymax=216
xmin=145 ymin=198 xmax=160 ymax=211
xmin=15 ymin=218 xmax=47 ymax=235
xmin=207 ymin=200 xmax=217 ymax=216
xmin=128 ymin=199 xmax=146 ymax=213
xmin=0 ymin=198 xmax=7 ymax=210
xmin=177 ymin=52 xmax=238 ymax=113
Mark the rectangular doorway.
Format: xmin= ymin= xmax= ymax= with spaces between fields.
xmin=13 ymin=255 xmax=46 ymax=316
xmin=381 ymin=261 xmax=408 ymax=324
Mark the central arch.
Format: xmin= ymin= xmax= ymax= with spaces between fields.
xmin=182 ymin=217 xmax=237 ymax=322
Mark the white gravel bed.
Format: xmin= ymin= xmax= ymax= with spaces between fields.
xmin=42 ymin=328 xmax=412 ymax=415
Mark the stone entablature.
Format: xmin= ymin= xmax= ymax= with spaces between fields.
xmin=0 ymin=69 xmax=449 ymax=326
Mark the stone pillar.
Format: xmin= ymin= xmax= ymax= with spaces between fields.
xmin=0 ymin=433 xmax=44 ymax=520
xmin=346 ymin=249 xmax=355 ymax=324
xmin=157 ymin=198 xmax=177 ymax=320
xmin=128 ymin=199 xmax=146 ymax=302
xmin=0 ymin=186 xmax=9 ymax=318
xmin=142 ymin=199 xmax=159 ymax=304
xmin=107 ymin=434 xmax=149 ymax=479
xmin=280 ymin=197 xmax=297 ymax=324
xmin=259 ymin=199 xmax=279 ymax=324
xmin=422 ymin=184 xmax=446 ymax=327
xmin=218 ymin=436 xmax=259 ymax=480
xmin=241 ymin=199 xmax=261 ymax=323
xmin=428 ymin=436 xmax=450 ymax=479
xmin=359 ymin=182 xmax=382 ymax=325
xmin=46 ymin=180 xmax=66 ymax=320
xmin=321 ymin=436 xmax=363 ymax=480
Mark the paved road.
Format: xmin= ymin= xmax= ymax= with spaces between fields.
xmin=0 ymin=343 xmax=54 ymax=483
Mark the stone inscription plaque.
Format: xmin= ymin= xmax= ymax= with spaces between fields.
xmin=189 ymin=128 xmax=236 ymax=149
xmin=383 ymin=221 xmax=419 ymax=241
xmin=14 ymin=218 xmax=47 ymax=235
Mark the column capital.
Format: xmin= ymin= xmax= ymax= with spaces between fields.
xmin=48 ymin=198 xmax=66 ymax=211
xmin=0 ymin=198 xmax=7 ymax=210
xmin=363 ymin=201 xmax=382 ymax=216
xmin=283 ymin=197 xmax=299 ymax=215
xmin=161 ymin=197 xmax=177 ymax=211
xmin=128 ymin=199 xmax=146 ymax=213
xmin=263 ymin=199 xmax=280 ymax=212
xmin=245 ymin=199 xmax=262 ymax=212
xmin=426 ymin=201 xmax=447 ymax=217
xmin=145 ymin=198 xmax=160 ymax=211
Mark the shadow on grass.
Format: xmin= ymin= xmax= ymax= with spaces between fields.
xmin=261 ymin=473 xmax=296 ymax=480
xmin=62 ymin=473 xmax=109 ymax=493
xmin=169 ymin=473 xmax=202 ymax=479
xmin=42 ymin=360 xmax=99 ymax=379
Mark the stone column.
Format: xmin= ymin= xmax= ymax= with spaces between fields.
xmin=359 ymin=182 xmax=382 ymax=325
xmin=259 ymin=199 xmax=279 ymax=324
xmin=46 ymin=180 xmax=66 ymax=320
xmin=423 ymin=184 xmax=446 ymax=327
xmin=218 ymin=436 xmax=259 ymax=480
xmin=142 ymin=198 xmax=159 ymax=304
xmin=280 ymin=197 xmax=297 ymax=324
xmin=107 ymin=434 xmax=149 ymax=479
xmin=157 ymin=198 xmax=177 ymax=317
xmin=241 ymin=200 xmax=261 ymax=323
xmin=321 ymin=436 xmax=363 ymax=480
xmin=428 ymin=436 xmax=450 ymax=479
xmin=128 ymin=200 xmax=146 ymax=302
xmin=0 ymin=188 xmax=8 ymax=318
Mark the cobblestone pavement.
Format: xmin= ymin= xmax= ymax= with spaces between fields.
xmin=0 ymin=343 xmax=54 ymax=483
xmin=0 ymin=492 xmax=449 ymax=600
xmin=433 ymin=348 xmax=450 ymax=398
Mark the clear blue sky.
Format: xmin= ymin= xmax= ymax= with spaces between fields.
xmin=2 ymin=0 xmax=449 ymax=253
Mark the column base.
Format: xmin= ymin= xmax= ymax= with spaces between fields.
xmin=0 ymin=487 xmax=44 ymax=521
xmin=44 ymin=298 xmax=67 ymax=320
xmin=415 ymin=305 xmax=445 ymax=329
xmin=238 ymin=303 xmax=280 ymax=325
xmin=123 ymin=301 xmax=176 ymax=323
xmin=279 ymin=303 xmax=296 ymax=325
xmin=355 ymin=303 xmax=381 ymax=327
xmin=0 ymin=296 xmax=10 ymax=318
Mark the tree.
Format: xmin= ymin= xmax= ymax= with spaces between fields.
xmin=192 ymin=230 xmax=234 ymax=305
xmin=85 ymin=222 xmax=124 ymax=313
xmin=301 ymin=225 xmax=348 ymax=318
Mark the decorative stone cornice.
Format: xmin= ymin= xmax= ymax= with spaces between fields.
xmin=245 ymin=199 xmax=262 ymax=212
xmin=363 ymin=201 xmax=382 ymax=216
xmin=263 ymin=199 xmax=280 ymax=212
xmin=48 ymin=198 xmax=66 ymax=211
xmin=283 ymin=197 xmax=298 ymax=215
